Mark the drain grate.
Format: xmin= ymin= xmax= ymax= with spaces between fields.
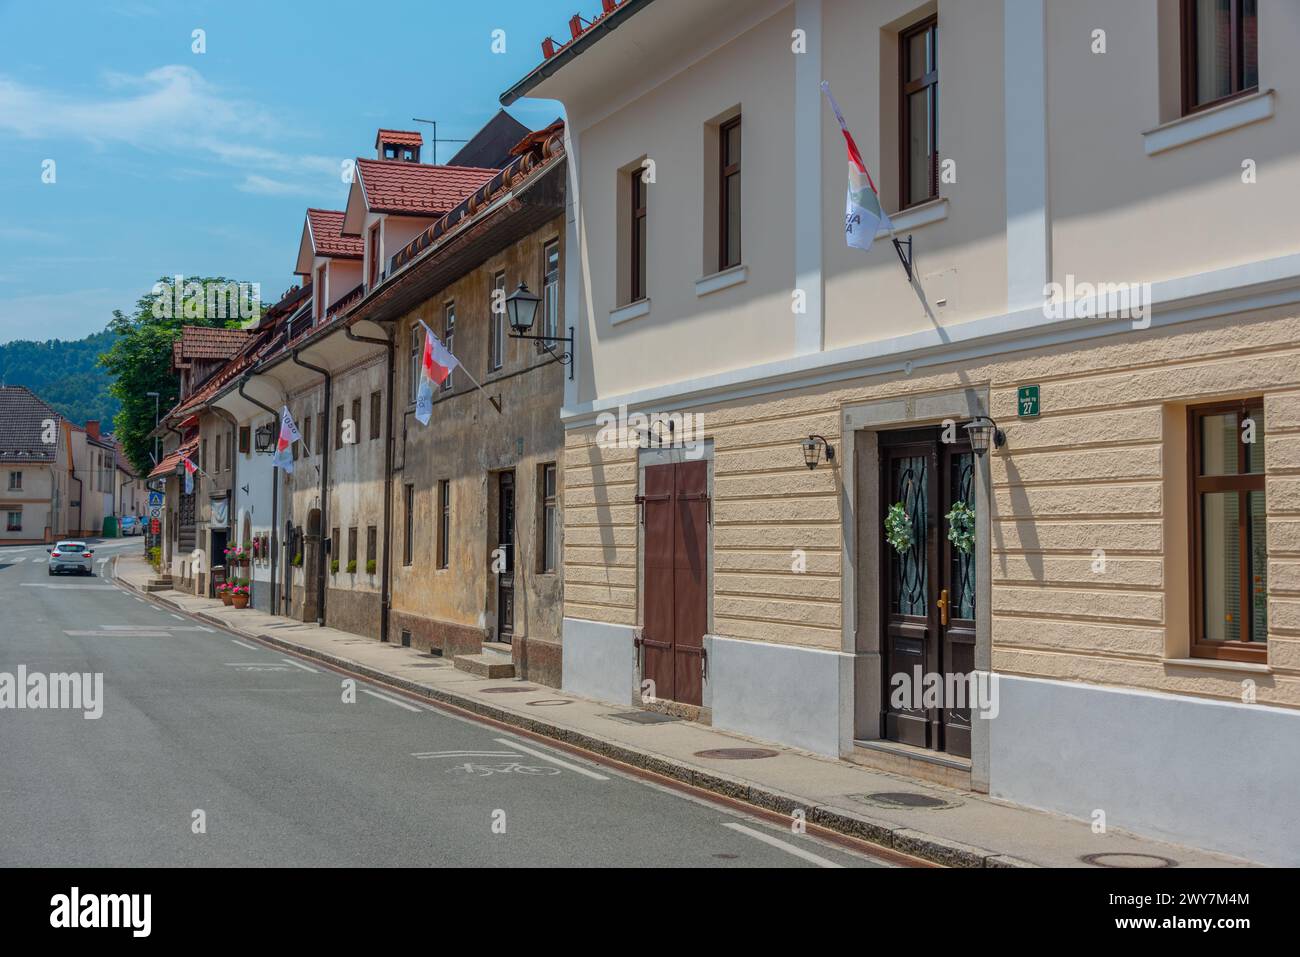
xmin=607 ymin=711 xmax=682 ymax=725
xmin=693 ymin=748 xmax=780 ymax=760
xmin=857 ymin=791 xmax=960 ymax=810
xmin=1081 ymin=852 xmax=1177 ymax=869
xmin=480 ymin=686 xmax=538 ymax=694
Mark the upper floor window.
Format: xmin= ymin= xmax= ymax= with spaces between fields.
xmin=1183 ymin=0 xmax=1258 ymax=114
xmin=489 ymin=271 xmax=506 ymax=372
xmin=1190 ymin=400 xmax=1267 ymax=662
xmin=542 ymin=240 xmax=560 ymax=343
xmin=6 ymin=510 xmax=20 ymax=532
xmin=7 ymin=471 xmax=20 ymax=491
xmin=442 ymin=303 xmax=456 ymax=393
xmin=367 ymin=224 xmax=381 ymax=288
xmin=900 ymin=16 xmax=938 ymax=210
xmin=631 ymin=172 xmax=648 ymax=302
xmin=315 ymin=265 xmax=326 ymax=321
xmin=719 ymin=116 xmax=741 ymax=271
xmin=409 ymin=323 xmax=422 ymax=404
xmin=370 ymin=391 xmax=382 ymax=441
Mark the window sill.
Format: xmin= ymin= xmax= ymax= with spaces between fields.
xmin=878 ymin=197 xmax=948 ymax=238
xmin=1163 ymin=656 xmax=1271 ymax=675
xmin=1143 ymin=89 xmax=1275 ymax=156
xmin=610 ymin=298 xmax=651 ymax=326
xmin=695 ymin=264 xmax=747 ymax=297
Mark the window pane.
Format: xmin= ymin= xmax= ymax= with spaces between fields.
xmin=1248 ymin=489 xmax=1267 ymax=641
xmin=1244 ymin=404 xmax=1265 ymax=473
xmin=1242 ymin=0 xmax=1258 ymax=90
xmin=1195 ymin=0 xmax=1233 ymax=105
xmin=725 ymin=172 xmax=741 ymax=267
xmin=906 ymin=29 xmax=928 ymax=81
xmin=636 ymin=215 xmax=647 ymax=295
xmin=907 ymin=89 xmax=933 ymax=205
xmin=1202 ymin=491 xmax=1241 ymax=642
xmin=724 ymin=122 xmax=740 ymax=166
xmin=1199 ymin=411 xmax=1239 ymax=474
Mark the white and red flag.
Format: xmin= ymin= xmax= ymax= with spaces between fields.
xmin=270 ymin=405 xmax=301 ymax=474
xmin=415 ymin=321 xmax=461 ymax=425
xmin=821 ymin=81 xmax=893 ymax=251
xmin=182 ymin=456 xmax=198 ymax=494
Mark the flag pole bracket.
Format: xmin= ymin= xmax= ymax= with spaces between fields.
xmin=892 ymin=234 xmax=914 ymax=283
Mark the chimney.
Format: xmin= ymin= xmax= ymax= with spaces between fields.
xmin=85 ymin=420 xmax=100 ymax=440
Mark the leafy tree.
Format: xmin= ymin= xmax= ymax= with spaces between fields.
xmin=100 ymin=276 xmax=263 ymax=477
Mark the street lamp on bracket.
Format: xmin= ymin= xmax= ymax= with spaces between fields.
xmin=505 ymin=282 xmax=575 ymax=381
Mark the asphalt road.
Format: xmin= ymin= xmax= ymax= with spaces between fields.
xmin=0 ymin=538 xmax=892 ymax=868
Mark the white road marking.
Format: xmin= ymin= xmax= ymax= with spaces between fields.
xmin=170 ymin=614 xmax=183 ymax=620
xmin=198 ymin=626 xmax=213 ymax=633
xmin=19 ymin=583 xmax=113 ymax=590
xmin=64 ymin=630 xmax=172 ymax=638
xmin=493 ymin=737 xmax=609 ymax=781
xmin=412 ymin=750 xmax=522 ymax=759
xmin=281 ymin=658 xmax=318 ymax=673
xmin=721 ymin=822 xmax=844 ymax=868
xmin=362 ymin=689 xmax=422 ymax=713
xmin=229 ymin=639 xmax=258 ymax=650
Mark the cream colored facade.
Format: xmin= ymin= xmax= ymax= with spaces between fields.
xmin=509 ymin=0 xmax=1300 ymax=863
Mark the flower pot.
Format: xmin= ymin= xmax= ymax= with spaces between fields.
xmin=221 ymin=592 xmax=233 ymax=606
xmin=231 ymin=593 xmax=249 ymax=609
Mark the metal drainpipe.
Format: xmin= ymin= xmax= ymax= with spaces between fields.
xmin=345 ymin=322 xmax=395 ymax=644
xmin=213 ymin=409 xmax=239 ymax=590
xmin=291 ymin=347 xmax=331 ymax=626
xmin=239 ymin=374 xmax=281 ymax=618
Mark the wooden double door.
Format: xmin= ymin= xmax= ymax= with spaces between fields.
xmin=640 ymin=460 xmax=708 ymax=707
xmin=879 ymin=428 xmax=977 ymax=758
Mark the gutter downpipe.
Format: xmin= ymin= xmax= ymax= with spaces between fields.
xmin=239 ymin=374 xmax=281 ymax=616
xmin=212 ymin=407 xmax=239 ymax=594
xmin=291 ymin=347 xmax=331 ymax=626
xmin=345 ymin=322 xmax=395 ymax=645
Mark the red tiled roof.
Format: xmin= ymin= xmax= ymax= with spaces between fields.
xmin=375 ymin=129 xmax=424 ymax=149
xmin=355 ymin=160 xmax=497 ymax=217
xmin=148 ymin=440 xmax=197 ymax=480
xmin=177 ymin=326 xmax=252 ymax=360
xmin=306 ymin=208 xmax=363 ymax=259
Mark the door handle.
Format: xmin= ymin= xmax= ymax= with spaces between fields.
xmin=937 ymin=588 xmax=949 ymax=627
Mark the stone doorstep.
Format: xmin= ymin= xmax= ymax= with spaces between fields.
xmin=452 ymin=653 xmax=516 ymax=679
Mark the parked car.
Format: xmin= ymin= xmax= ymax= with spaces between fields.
xmin=120 ymin=515 xmax=140 ymax=536
xmin=47 ymin=541 xmax=95 ymax=576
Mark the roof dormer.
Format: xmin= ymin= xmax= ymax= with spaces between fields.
xmin=375 ymin=129 xmax=423 ymax=163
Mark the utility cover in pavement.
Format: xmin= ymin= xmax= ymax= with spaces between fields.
xmin=857 ymin=791 xmax=961 ymax=810
xmin=480 ymin=686 xmax=538 ymax=694
xmin=1080 ymin=852 xmax=1177 ymax=869
xmin=693 ymin=748 xmax=780 ymax=760
xmin=606 ymin=711 xmax=682 ymax=725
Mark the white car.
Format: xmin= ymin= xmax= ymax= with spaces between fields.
xmin=48 ymin=541 xmax=95 ymax=576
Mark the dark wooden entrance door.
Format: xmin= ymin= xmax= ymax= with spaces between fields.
xmin=496 ymin=471 xmax=515 ymax=643
xmin=879 ymin=428 xmax=976 ymax=758
xmin=640 ymin=460 xmax=708 ymax=706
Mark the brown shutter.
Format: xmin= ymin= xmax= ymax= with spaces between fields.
xmin=672 ymin=460 xmax=708 ymax=706
xmin=640 ymin=463 xmax=676 ymax=702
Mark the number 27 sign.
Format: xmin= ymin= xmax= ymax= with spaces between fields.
xmin=1017 ymin=385 xmax=1040 ymax=418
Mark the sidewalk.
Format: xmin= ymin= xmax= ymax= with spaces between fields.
xmin=113 ymin=554 xmax=1256 ymax=868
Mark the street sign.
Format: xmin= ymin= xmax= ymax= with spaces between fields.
xmin=148 ymin=490 xmax=164 ymax=508
xmin=1017 ymin=385 xmax=1041 ymax=418
xmin=150 ymin=519 xmax=161 ymax=535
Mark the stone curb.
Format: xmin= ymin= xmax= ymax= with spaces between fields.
xmin=111 ymin=557 xmax=1026 ymax=868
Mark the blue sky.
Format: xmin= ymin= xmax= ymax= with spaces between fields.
xmin=0 ymin=0 xmax=573 ymax=344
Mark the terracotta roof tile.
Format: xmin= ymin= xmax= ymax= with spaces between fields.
xmin=177 ymin=326 xmax=252 ymax=360
xmin=355 ymin=160 xmax=497 ymax=217
xmin=148 ymin=440 xmax=198 ymax=479
xmin=306 ymin=208 xmax=363 ymax=259
xmin=375 ymin=129 xmax=424 ymax=149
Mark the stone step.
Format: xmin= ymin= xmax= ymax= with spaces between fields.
xmin=143 ymin=581 xmax=173 ymax=592
xmin=452 ymin=653 xmax=516 ymax=679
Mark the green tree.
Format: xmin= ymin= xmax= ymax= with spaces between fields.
xmin=100 ymin=276 xmax=263 ymax=477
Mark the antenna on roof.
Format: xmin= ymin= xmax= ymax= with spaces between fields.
xmin=411 ymin=118 xmax=468 ymax=165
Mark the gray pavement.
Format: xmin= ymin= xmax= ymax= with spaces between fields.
xmin=0 ymin=540 xmax=887 ymax=868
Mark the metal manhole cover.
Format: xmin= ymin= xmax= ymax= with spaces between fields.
xmin=1080 ymin=852 xmax=1178 ymax=869
xmin=693 ymin=748 xmax=780 ymax=760
xmin=480 ymin=686 xmax=538 ymax=694
xmin=607 ymin=711 xmax=682 ymax=725
xmin=857 ymin=791 xmax=961 ymax=810
xmin=526 ymin=699 xmax=573 ymax=706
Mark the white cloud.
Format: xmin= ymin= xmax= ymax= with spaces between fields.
xmin=236 ymin=174 xmax=321 ymax=198
xmin=0 ymin=66 xmax=341 ymax=188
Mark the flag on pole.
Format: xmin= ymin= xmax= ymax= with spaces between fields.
xmin=182 ymin=456 xmax=198 ymax=495
xmin=821 ymin=81 xmax=893 ymax=251
xmin=271 ymin=405 xmax=301 ymax=474
xmin=415 ymin=321 xmax=461 ymax=425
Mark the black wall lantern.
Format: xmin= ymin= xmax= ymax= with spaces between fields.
xmin=801 ymin=435 xmax=835 ymax=470
xmin=254 ymin=421 xmax=276 ymax=454
xmin=505 ymin=281 xmax=575 ymax=380
xmin=964 ymin=416 xmax=1006 ymax=457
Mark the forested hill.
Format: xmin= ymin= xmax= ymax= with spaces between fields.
xmin=0 ymin=329 xmax=119 ymax=427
